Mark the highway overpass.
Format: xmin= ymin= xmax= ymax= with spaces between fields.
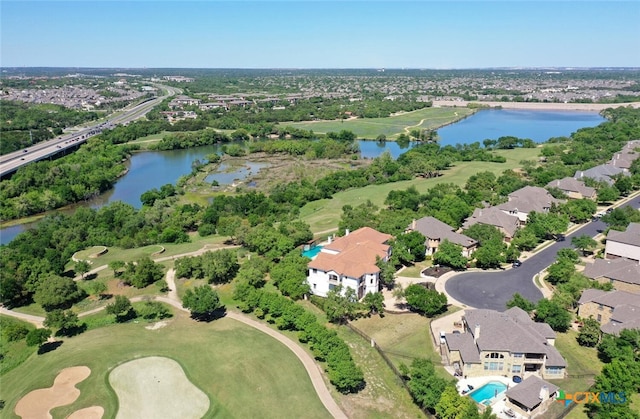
xmin=0 ymin=85 xmax=180 ymax=178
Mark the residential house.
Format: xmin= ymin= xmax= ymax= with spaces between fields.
xmin=610 ymin=140 xmax=640 ymax=170
xmin=546 ymin=177 xmax=597 ymax=200
xmin=407 ymin=216 xmax=477 ymax=258
xmin=307 ymin=227 xmax=392 ymax=300
xmin=504 ymin=376 xmax=559 ymax=419
xmin=577 ymin=289 xmax=640 ymax=335
xmin=584 ymin=258 xmax=640 ymax=294
xmin=462 ymin=207 xmax=520 ymax=242
xmin=574 ymin=163 xmax=627 ymax=186
xmin=442 ymin=307 xmax=567 ymax=380
xmin=496 ymin=186 xmax=564 ymax=224
xmin=604 ymin=222 xmax=640 ymax=262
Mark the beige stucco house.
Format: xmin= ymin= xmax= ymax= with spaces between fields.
xmin=443 ymin=308 xmax=566 ymax=381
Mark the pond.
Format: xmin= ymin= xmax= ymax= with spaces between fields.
xmin=0 ymin=109 xmax=607 ymax=245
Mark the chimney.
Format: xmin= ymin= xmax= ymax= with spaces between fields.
xmin=474 ymin=324 xmax=480 ymax=343
xmin=328 ymin=236 xmax=332 ymax=244
xmin=345 ymin=229 xmax=350 ymax=236
xmin=412 ymin=219 xmax=417 ymax=230
xmin=539 ymin=385 xmax=549 ymax=400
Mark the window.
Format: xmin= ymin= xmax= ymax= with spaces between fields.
xmin=370 ymin=278 xmax=374 ymax=284
xmin=485 ymin=352 xmax=505 ymax=359
xmin=484 ymin=362 xmax=504 ymax=371
xmin=597 ymin=314 xmax=602 ymax=322
xmin=545 ymin=367 xmax=563 ymax=375
xmin=329 ymin=274 xmax=338 ymax=281
xmin=512 ymin=365 xmax=522 ymax=373
xmin=513 ymin=353 xmax=524 ymax=358
xmin=329 ymin=284 xmax=336 ymax=290
xmin=598 ymin=304 xmax=603 ymax=310
xmin=312 ymin=269 xmax=317 ymax=274
xmin=313 ymin=283 xmax=316 ymax=289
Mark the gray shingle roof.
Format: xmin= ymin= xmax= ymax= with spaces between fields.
xmin=607 ymin=223 xmax=640 ymax=247
xmin=463 ymin=207 xmax=520 ymax=238
xmin=583 ymin=258 xmax=640 ymax=285
xmin=409 ymin=216 xmax=477 ymax=249
xmin=546 ymin=177 xmax=596 ymax=198
xmin=462 ymin=308 xmax=565 ymax=367
xmin=444 ymin=333 xmax=480 ymax=363
xmin=506 ymin=376 xmax=559 ymax=410
xmin=496 ymin=186 xmax=563 ymax=215
xmin=578 ymin=290 xmax=640 ymax=309
xmin=574 ymin=164 xmax=627 ymax=185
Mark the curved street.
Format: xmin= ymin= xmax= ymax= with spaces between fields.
xmin=445 ymin=194 xmax=640 ymax=311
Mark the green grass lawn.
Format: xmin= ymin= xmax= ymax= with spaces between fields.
xmin=0 ymin=310 xmax=332 ymax=419
xmin=284 ymin=107 xmax=476 ymax=139
xmin=543 ymin=329 xmax=604 ymax=419
xmin=350 ymin=312 xmax=451 ymax=381
xmin=300 ymin=147 xmax=540 ymax=232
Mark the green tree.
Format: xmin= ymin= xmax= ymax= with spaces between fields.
xmin=108 ymin=260 xmax=125 ymax=277
xmin=324 ymin=285 xmax=359 ymax=323
xmin=74 ymin=260 xmax=91 ymax=279
xmin=376 ymin=256 xmax=396 ymax=288
xmin=534 ymin=298 xmax=571 ymax=332
xmin=125 ymin=256 xmax=164 ymax=288
xmin=436 ymin=385 xmax=481 ymax=419
xmin=25 ymin=328 xmax=52 ymax=347
xmin=463 ymin=224 xmax=504 ymax=245
xmin=44 ymin=309 xmax=82 ymax=337
xmin=404 ymin=284 xmax=447 ymax=316
xmin=506 ymin=293 xmax=536 ymax=313
xmin=105 ymin=295 xmax=136 ymax=322
xmin=571 ymin=234 xmax=597 ymax=256
xmin=392 ymin=231 xmax=427 ymax=264
xmin=362 ymin=292 xmax=384 ymax=315
xmin=597 ymin=185 xmax=620 ymax=204
xmin=34 ymin=275 xmax=86 ymax=311
xmin=407 ymin=358 xmax=449 ymax=412
xmin=433 ymin=240 xmax=468 ymax=270
xmin=577 ymin=317 xmax=601 ymax=347
xmin=87 ymin=281 xmax=108 ymax=298
xmin=182 ymin=285 xmax=222 ymax=320
xmin=546 ymin=258 xmax=576 ymax=285
xmin=270 ymin=253 xmax=310 ymax=299
xmin=474 ymin=238 xmax=507 ymax=269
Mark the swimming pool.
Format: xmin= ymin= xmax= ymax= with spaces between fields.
xmin=302 ymin=245 xmax=323 ymax=259
xmin=468 ymin=381 xmax=507 ymax=405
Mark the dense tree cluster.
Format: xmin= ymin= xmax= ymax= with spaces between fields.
xmin=0 ymin=100 xmax=99 ymax=154
xmin=587 ymin=330 xmax=640 ymax=418
xmin=175 ymin=249 xmax=239 ymax=284
xmin=0 ymin=139 xmax=133 ymax=220
xmin=233 ymin=283 xmax=364 ymax=393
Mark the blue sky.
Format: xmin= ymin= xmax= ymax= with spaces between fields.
xmin=1 ymin=1 xmax=639 ymax=68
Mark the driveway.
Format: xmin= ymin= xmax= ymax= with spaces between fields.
xmin=445 ymin=194 xmax=640 ymax=311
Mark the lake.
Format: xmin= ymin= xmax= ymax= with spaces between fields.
xmin=437 ymin=109 xmax=605 ymax=146
xmin=0 ymin=109 xmax=606 ymax=245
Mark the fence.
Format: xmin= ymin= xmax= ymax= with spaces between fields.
xmin=345 ymin=322 xmax=435 ymax=418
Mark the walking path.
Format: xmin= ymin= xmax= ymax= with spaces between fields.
xmin=1 ymin=249 xmax=347 ymax=419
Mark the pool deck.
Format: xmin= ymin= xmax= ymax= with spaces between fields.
xmin=457 ymin=376 xmax=523 ymax=419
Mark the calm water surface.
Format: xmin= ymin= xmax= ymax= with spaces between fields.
xmin=0 ymin=109 xmax=607 ymax=245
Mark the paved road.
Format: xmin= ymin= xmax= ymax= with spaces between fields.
xmin=0 ymin=85 xmax=180 ymax=177
xmin=445 ymin=194 xmax=640 ymax=311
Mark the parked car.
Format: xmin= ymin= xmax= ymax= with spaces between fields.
xmin=556 ymin=234 xmax=565 ymax=242
xmin=512 ymin=260 xmax=522 ymax=268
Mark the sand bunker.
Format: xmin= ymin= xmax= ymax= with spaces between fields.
xmin=109 ymin=356 xmax=209 ymax=419
xmin=15 ymin=366 xmax=92 ymax=419
xmin=67 ymin=406 xmax=105 ymax=419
